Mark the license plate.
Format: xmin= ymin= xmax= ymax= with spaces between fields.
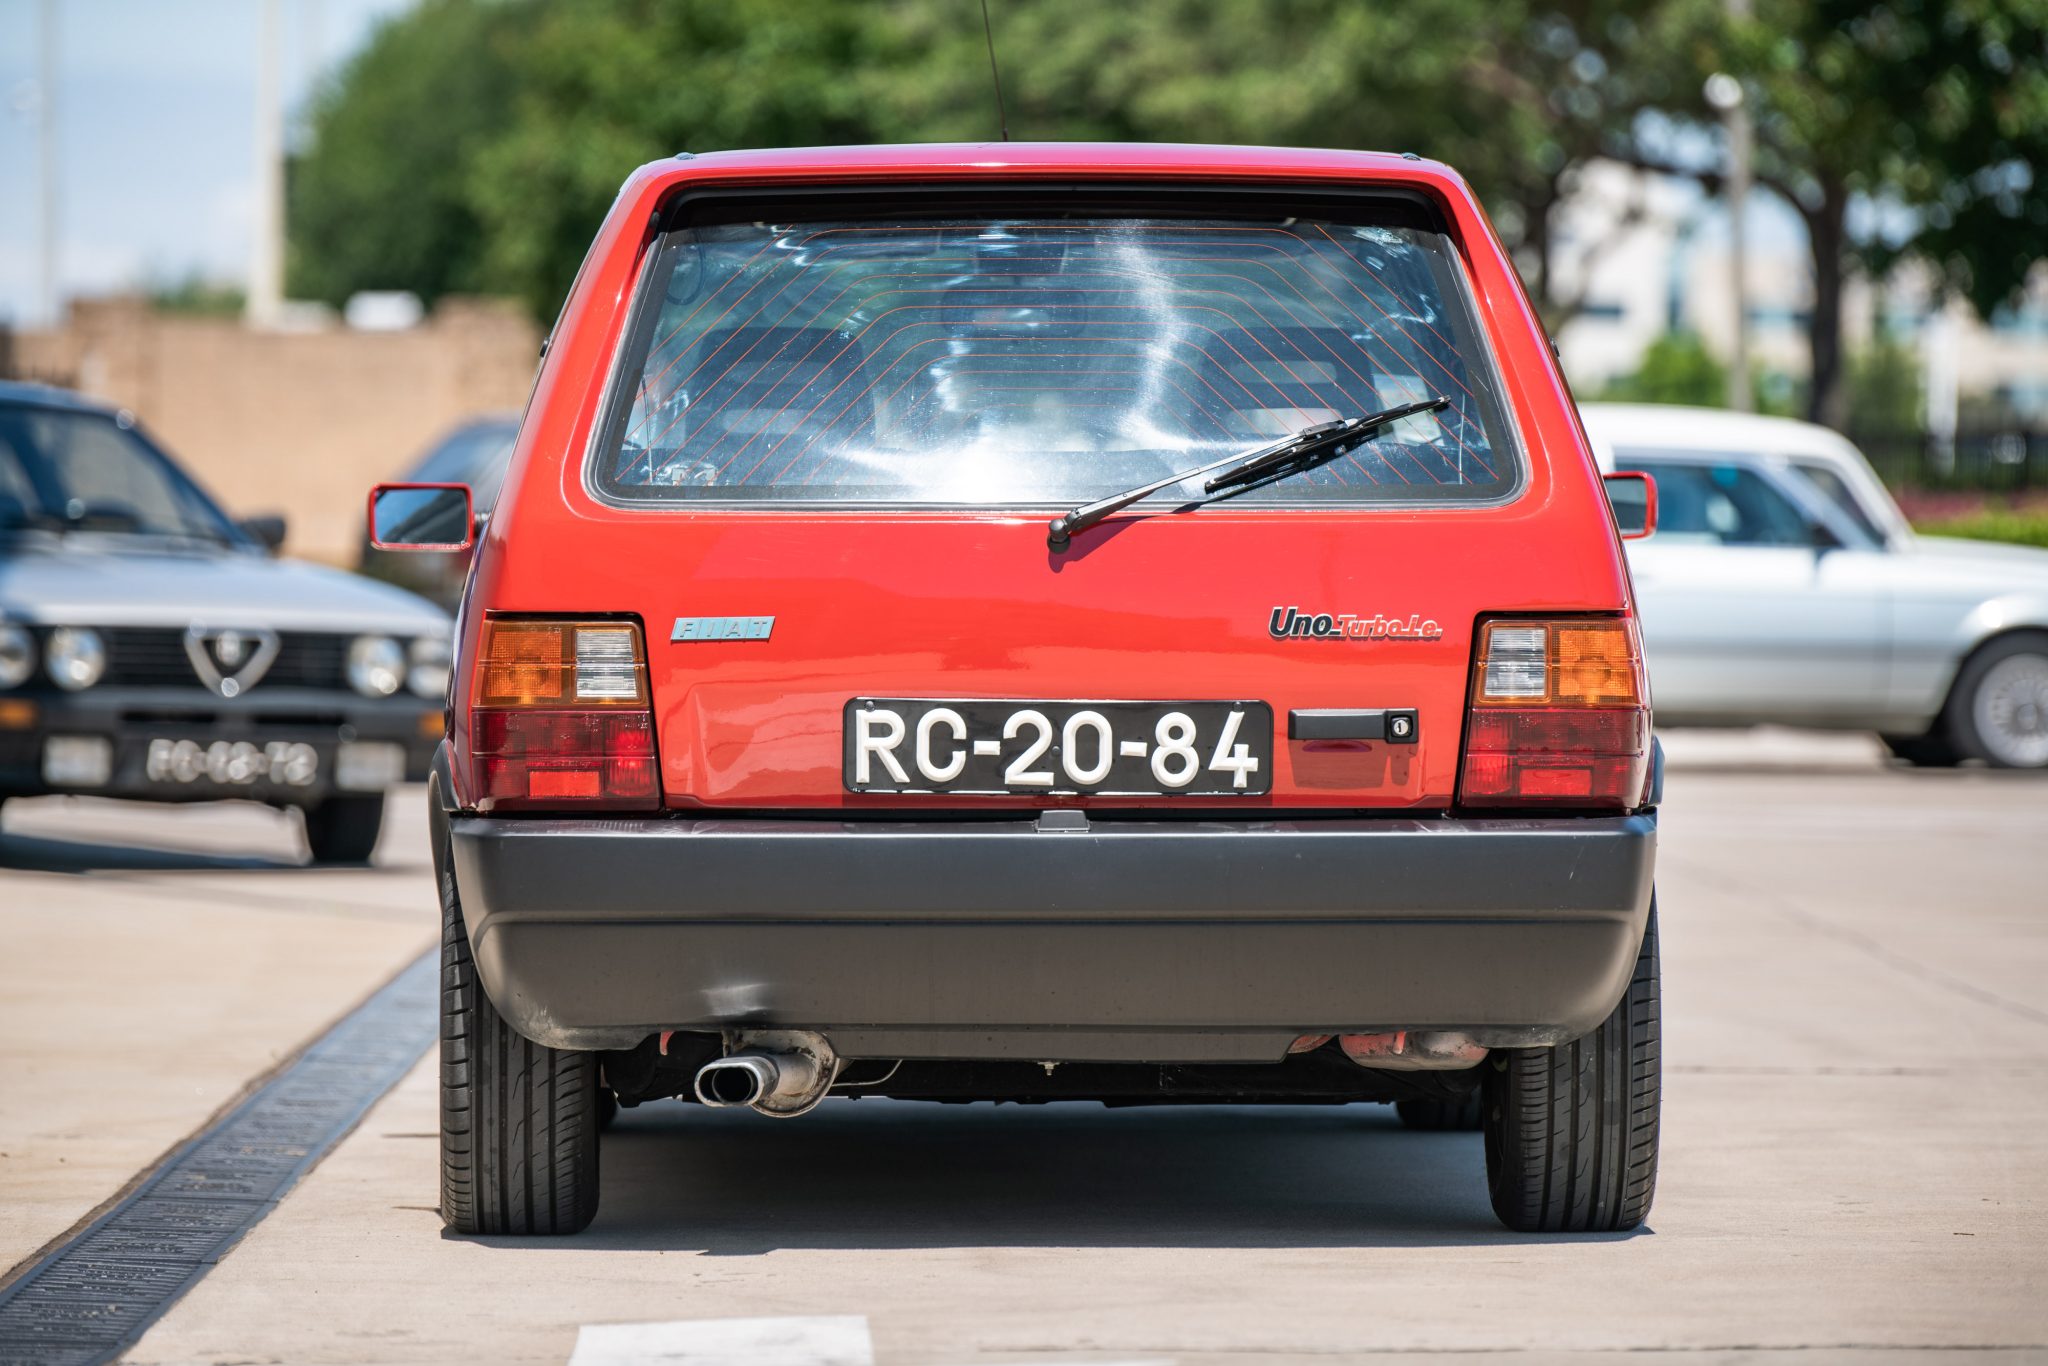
xmin=845 ymin=699 xmax=1273 ymax=796
xmin=145 ymin=738 xmax=320 ymax=787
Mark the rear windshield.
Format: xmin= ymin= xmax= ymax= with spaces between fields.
xmin=590 ymin=192 xmax=1518 ymax=508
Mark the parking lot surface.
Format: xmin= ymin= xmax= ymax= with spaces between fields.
xmin=3 ymin=731 xmax=2045 ymax=1363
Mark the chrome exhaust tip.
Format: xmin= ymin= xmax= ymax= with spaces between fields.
xmin=691 ymin=1032 xmax=842 ymax=1116
xmin=694 ymin=1054 xmax=779 ymax=1107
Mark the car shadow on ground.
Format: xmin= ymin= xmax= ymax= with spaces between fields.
xmin=0 ymin=828 xmax=300 ymax=873
xmin=469 ymin=1099 xmax=1652 ymax=1253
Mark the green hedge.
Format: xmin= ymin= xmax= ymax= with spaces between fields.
xmin=1915 ymin=511 xmax=2048 ymax=550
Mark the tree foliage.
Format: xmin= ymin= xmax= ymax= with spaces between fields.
xmin=289 ymin=0 xmax=2047 ymax=426
xmin=1592 ymin=332 xmax=1729 ymax=407
xmin=288 ymin=0 xmax=526 ymax=305
xmin=1625 ymin=0 xmax=2048 ymax=423
xmin=292 ymin=0 xmax=1728 ymax=322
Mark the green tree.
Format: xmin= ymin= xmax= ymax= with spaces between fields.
xmin=1845 ymin=334 xmax=1922 ymax=435
xmin=1594 ymin=332 xmax=1729 ymax=406
xmin=287 ymin=0 xmax=533 ymax=307
xmin=291 ymin=0 xmax=1712 ymax=325
xmin=467 ymin=0 xmax=888 ymax=319
xmin=287 ymin=0 xmax=2046 ymax=391
xmin=863 ymin=0 xmax=1716 ymax=327
xmin=1619 ymin=0 xmax=2048 ymax=427
xmin=147 ymin=273 xmax=245 ymax=318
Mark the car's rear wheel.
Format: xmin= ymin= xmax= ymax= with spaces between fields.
xmin=1950 ymin=632 xmax=2048 ymax=770
xmin=302 ymin=794 xmax=385 ymax=863
xmin=1482 ymin=903 xmax=1659 ymax=1233
xmin=439 ymin=845 xmax=600 ymax=1235
xmin=1395 ymin=1092 xmax=1483 ymax=1131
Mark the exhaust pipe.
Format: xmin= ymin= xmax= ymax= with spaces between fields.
xmin=694 ymin=1054 xmax=780 ymax=1107
xmin=692 ymin=1030 xmax=840 ymax=1116
xmin=1338 ymin=1030 xmax=1488 ymax=1071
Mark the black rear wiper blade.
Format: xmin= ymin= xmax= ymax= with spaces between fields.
xmin=1202 ymin=397 xmax=1450 ymax=496
xmin=1046 ymin=396 xmax=1448 ymax=550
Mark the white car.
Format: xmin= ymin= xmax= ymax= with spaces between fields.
xmin=1580 ymin=402 xmax=2048 ymax=769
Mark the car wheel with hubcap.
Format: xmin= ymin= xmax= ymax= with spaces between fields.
xmin=438 ymin=837 xmax=600 ymax=1235
xmin=301 ymin=794 xmax=385 ymax=864
xmin=1952 ymin=633 xmax=2048 ymax=770
xmin=1482 ymin=903 xmax=1659 ymax=1233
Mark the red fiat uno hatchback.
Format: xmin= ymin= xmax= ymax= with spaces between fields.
xmin=372 ymin=143 xmax=1662 ymax=1237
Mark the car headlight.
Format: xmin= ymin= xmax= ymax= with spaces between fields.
xmin=46 ymin=627 xmax=106 ymax=691
xmin=347 ymin=635 xmax=405 ymax=697
xmin=0 ymin=624 xmax=33 ymax=689
xmin=407 ymin=635 xmax=452 ymax=699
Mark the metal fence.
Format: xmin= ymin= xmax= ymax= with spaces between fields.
xmin=1848 ymin=424 xmax=2046 ymax=494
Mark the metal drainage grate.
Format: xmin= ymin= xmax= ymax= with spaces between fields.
xmin=0 ymin=950 xmax=437 ymax=1366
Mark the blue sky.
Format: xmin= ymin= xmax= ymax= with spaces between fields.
xmin=0 ymin=0 xmax=413 ymax=325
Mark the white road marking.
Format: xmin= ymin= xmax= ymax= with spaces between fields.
xmin=568 ymin=1315 xmax=873 ymax=1366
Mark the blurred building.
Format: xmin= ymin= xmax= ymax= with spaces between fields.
xmin=1550 ymin=159 xmax=2048 ymax=422
xmin=1 ymin=296 xmax=540 ymax=563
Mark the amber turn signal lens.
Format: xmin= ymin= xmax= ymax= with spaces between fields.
xmin=475 ymin=618 xmax=647 ymax=708
xmin=1471 ymin=618 xmax=1643 ymax=708
xmin=1555 ymin=622 xmax=1641 ymax=707
xmin=478 ymin=621 xmax=566 ymax=706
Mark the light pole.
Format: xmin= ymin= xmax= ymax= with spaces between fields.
xmin=1705 ymin=68 xmax=1752 ymax=412
xmin=37 ymin=0 xmax=59 ymax=327
xmin=247 ymin=0 xmax=286 ymax=328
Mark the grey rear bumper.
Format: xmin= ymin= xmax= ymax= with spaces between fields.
xmin=449 ymin=810 xmax=1656 ymax=1060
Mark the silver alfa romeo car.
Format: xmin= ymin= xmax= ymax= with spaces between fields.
xmin=1583 ymin=402 xmax=2048 ymax=770
xmin=0 ymin=382 xmax=452 ymax=859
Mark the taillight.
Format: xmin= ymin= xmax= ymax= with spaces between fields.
xmin=1459 ymin=616 xmax=1650 ymax=810
xmin=469 ymin=618 xmax=658 ymax=812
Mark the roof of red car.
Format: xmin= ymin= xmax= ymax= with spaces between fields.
xmin=631 ymin=141 xmax=1458 ymax=188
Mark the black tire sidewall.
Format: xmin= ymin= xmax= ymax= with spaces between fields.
xmin=1482 ymin=903 xmax=1660 ymax=1233
xmin=303 ymin=794 xmax=385 ymax=863
xmin=436 ymin=827 xmax=600 ymax=1236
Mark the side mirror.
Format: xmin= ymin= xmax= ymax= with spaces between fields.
xmin=238 ymin=513 xmax=288 ymax=552
xmin=368 ymin=482 xmax=474 ymax=551
xmin=1603 ymin=471 xmax=1657 ymax=539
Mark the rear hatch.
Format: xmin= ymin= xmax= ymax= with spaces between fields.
xmin=500 ymin=184 xmax=1587 ymax=811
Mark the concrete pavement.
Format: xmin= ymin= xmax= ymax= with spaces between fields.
xmin=0 ymin=790 xmax=434 ymax=1277
xmin=2 ymin=740 xmax=2045 ymax=1362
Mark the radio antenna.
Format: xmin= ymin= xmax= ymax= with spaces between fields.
xmin=978 ymin=0 xmax=1011 ymax=141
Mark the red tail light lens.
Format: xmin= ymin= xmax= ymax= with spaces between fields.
xmin=1460 ymin=617 xmax=1650 ymax=811
xmin=469 ymin=618 xmax=658 ymax=812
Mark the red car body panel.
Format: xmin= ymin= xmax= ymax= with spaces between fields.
xmin=449 ymin=143 xmax=1630 ymax=812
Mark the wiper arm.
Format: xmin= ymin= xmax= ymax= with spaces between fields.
xmin=1201 ymin=396 xmax=1449 ymax=496
xmin=1046 ymin=396 xmax=1449 ymax=550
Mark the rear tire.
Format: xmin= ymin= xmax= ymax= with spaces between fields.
xmin=438 ymin=845 xmax=600 ymax=1235
xmin=302 ymin=794 xmax=385 ymax=863
xmin=1395 ymin=1091 xmax=1483 ymax=1131
xmin=1482 ymin=904 xmax=1660 ymax=1233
